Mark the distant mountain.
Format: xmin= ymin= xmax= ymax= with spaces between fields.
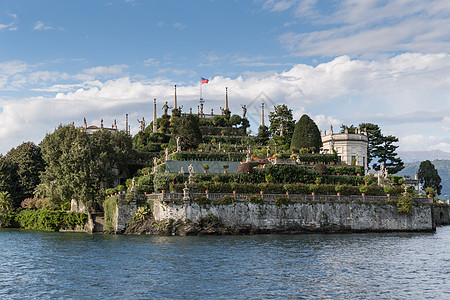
xmin=397 ymin=160 xmax=450 ymax=198
xmin=397 ymin=150 xmax=450 ymax=163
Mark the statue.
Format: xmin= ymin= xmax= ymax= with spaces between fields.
xmin=153 ymin=157 xmax=158 ymax=174
xmin=242 ymin=105 xmax=247 ymax=118
xmin=220 ymin=107 xmax=224 ymax=115
xmin=162 ymin=101 xmax=169 ymax=115
xmin=200 ymin=103 xmax=204 ymax=115
xmin=280 ymin=123 xmax=284 ymax=137
xmin=356 ymin=153 xmax=360 ymax=165
xmin=138 ymin=117 xmax=145 ymax=132
xmin=218 ymin=142 xmax=221 ymax=150
xmin=131 ymin=177 xmax=135 ymax=192
xmin=190 ymin=107 xmax=192 ymax=114
xmin=176 ymin=136 xmax=181 ymax=152
xmin=83 ymin=117 xmax=87 ymax=129
xmin=211 ymin=108 xmax=214 ymax=116
xmin=114 ymin=119 xmax=117 ymax=130
xmin=165 ymin=147 xmax=169 ymax=160
xmin=188 ymin=164 xmax=195 ymax=186
xmin=100 ymin=119 xmax=103 ymax=129
xmin=188 ymin=164 xmax=194 ymax=175
xmin=180 ymin=167 xmax=184 ymax=174
xmin=183 ymin=181 xmax=190 ymax=202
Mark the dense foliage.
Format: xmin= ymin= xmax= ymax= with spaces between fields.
xmin=5 ymin=142 xmax=45 ymax=201
xmin=173 ymin=114 xmax=203 ymax=150
xmin=0 ymin=210 xmax=87 ymax=231
xmin=291 ymin=114 xmax=322 ymax=152
xmin=418 ymin=160 xmax=442 ymax=195
xmin=40 ymin=125 xmax=134 ymax=209
xmin=268 ymin=104 xmax=295 ymax=147
xmin=168 ymin=151 xmax=245 ymax=162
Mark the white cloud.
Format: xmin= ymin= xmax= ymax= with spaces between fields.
xmin=173 ymin=22 xmax=186 ymax=30
xmin=143 ymin=58 xmax=159 ymax=67
xmin=33 ymin=21 xmax=63 ymax=31
xmin=270 ymin=0 xmax=450 ymax=57
xmin=0 ymin=12 xmax=18 ymax=31
xmin=82 ymin=65 xmax=128 ymax=77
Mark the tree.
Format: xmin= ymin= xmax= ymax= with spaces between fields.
xmin=290 ymin=114 xmax=322 ymax=152
xmin=340 ymin=124 xmax=357 ymax=133
xmin=174 ymin=114 xmax=202 ymax=150
xmin=372 ymin=135 xmax=404 ymax=174
xmin=0 ymin=191 xmax=13 ymax=212
xmin=40 ymin=125 xmax=134 ymax=210
xmin=257 ymin=125 xmax=270 ymax=144
xmin=359 ymin=123 xmax=383 ymax=168
xmin=418 ymin=160 xmax=442 ymax=195
xmin=229 ymin=114 xmax=242 ymax=127
xmin=5 ymin=142 xmax=45 ymax=200
xmin=0 ymin=156 xmax=20 ymax=206
xmin=268 ymin=104 xmax=295 ymax=146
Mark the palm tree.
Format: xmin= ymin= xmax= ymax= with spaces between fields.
xmin=0 ymin=191 xmax=13 ymax=212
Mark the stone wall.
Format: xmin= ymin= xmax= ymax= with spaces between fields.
xmin=433 ymin=204 xmax=450 ymax=226
xmin=152 ymin=196 xmax=435 ymax=232
xmin=114 ymin=199 xmax=137 ymax=233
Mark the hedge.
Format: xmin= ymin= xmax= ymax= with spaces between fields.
xmin=13 ymin=210 xmax=88 ymax=231
xmin=171 ymin=182 xmax=388 ymax=195
xmin=168 ymin=151 xmax=246 ymax=162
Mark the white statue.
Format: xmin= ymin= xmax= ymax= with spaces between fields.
xmin=176 ymin=136 xmax=181 ymax=152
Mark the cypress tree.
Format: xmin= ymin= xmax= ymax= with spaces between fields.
xmin=290 ymin=114 xmax=322 ymax=152
xmin=418 ymin=160 xmax=442 ymax=195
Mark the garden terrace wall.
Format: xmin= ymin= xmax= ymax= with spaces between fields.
xmin=150 ymin=193 xmax=435 ymax=232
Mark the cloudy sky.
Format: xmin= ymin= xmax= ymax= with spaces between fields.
xmin=1 ymin=0 xmax=450 ymax=154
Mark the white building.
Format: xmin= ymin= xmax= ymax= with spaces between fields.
xmin=321 ymin=126 xmax=369 ymax=174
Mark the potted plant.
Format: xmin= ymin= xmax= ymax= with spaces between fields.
xmin=359 ymin=186 xmax=368 ymax=196
xmin=222 ymin=164 xmax=229 ymax=174
xmin=384 ymin=186 xmax=394 ymax=197
xmin=202 ymin=164 xmax=210 ymax=174
xmin=309 ymin=184 xmax=319 ymax=195
xmin=425 ymin=187 xmax=435 ymax=198
xmin=315 ymin=177 xmax=322 ymax=185
xmin=335 ymin=185 xmax=344 ymax=196
xmin=363 ymin=177 xmax=371 ymax=186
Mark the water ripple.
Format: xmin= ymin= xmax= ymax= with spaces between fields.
xmin=0 ymin=228 xmax=449 ymax=299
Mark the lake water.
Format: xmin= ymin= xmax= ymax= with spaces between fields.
xmin=1 ymin=227 xmax=450 ymax=299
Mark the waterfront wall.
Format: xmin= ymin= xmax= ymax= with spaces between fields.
xmin=151 ymin=194 xmax=435 ymax=232
xmin=114 ymin=200 xmax=137 ymax=233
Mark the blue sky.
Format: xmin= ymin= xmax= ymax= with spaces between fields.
xmin=2 ymin=0 xmax=450 ymax=155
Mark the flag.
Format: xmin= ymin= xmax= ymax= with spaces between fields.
xmin=201 ymin=77 xmax=209 ymax=84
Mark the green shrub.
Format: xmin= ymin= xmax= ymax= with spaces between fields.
xmin=396 ymin=194 xmax=413 ymax=214
xmin=309 ymin=185 xmax=319 ymax=193
xmin=15 ymin=210 xmax=87 ymax=231
xmin=194 ymin=195 xmax=211 ymax=207
xmin=0 ymin=212 xmax=18 ymax=228
xmin=221 ymin=195 xmax=234 ymax=205
xmin=104 ymin=196 xmax=118 ymax=230
xmin=335 ymin=185 xmax=344 ymax=193
xmin=248 ymin=195 xmax=263 ymax=205
xmin=275 ymin=196 xmax=290 ymax=207
xmin=168 ymin=152 xmax=245 ymax=162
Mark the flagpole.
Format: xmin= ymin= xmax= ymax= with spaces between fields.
xmin=200 ymin=78 xmax=202 ymax=101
